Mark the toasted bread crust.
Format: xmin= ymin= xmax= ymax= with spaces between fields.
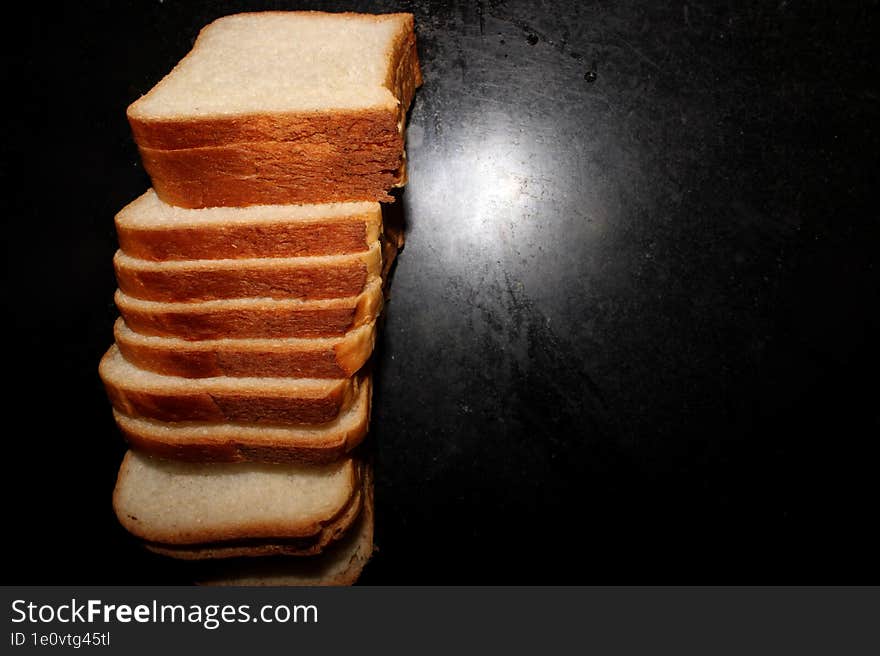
xmin=116 ymin=207 xmax=381 ymax=261
xmin=115 ymin=381 xmax=370 ymax=464
xmin=100 ymin=346 xmax=364 ymax=425
xmin=133 ymin=107 xmax=402 ymax=151
xmin=115 ymin=277 xmax=384 ymax=340
xmin=113 ymin=244 xmax=382 ymax=302
xmin=140 ymin=141 xmax=405 ymax=208
xmin=118 ymin=419 xmax=364 ymax=465
xmin=114 ymin=319 xmax=376 ymax=379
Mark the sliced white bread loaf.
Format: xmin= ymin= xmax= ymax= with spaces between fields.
xmin=113 ymin=375 xmax=370 ymax=464
xmin=114 ymin=318 xmax=375 ymax=378
xmin=115 ymin=277 xmax=384 ymax=340
xmin=199 ymin=472 xmax=374 ymax=585
xmin=116 ymin=190 xmax=381 ymax=260
xmin=113 ymin=451 xmax=363 ymax=558
xmin=128 ymin=12 xmax=421 ymax=207
xmin=113 ymin=241 xmax=382 ymax=302
xmin=100 ymin=345 xmax=362 ymax=425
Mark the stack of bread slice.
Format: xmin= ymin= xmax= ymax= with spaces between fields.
xmin=100 ymin=11 xmax=421 ymax=585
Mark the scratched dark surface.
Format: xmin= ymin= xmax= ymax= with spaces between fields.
xmin=6 ymin=1 xmax=877 ymax=583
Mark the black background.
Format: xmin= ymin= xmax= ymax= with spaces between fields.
xmin=6 ymin=0 xmax=877 ymax=583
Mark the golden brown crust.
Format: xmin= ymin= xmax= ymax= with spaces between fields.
xmin=119 ymin=425 xmax=354 ymax=465
xmin=132 ymin=16 xmax=421 ymax=208
xmin=115 ymin=338 xmax=338 ymax=379
xmin=114 ymin=319 xmax=376 ymax=379
xmin=113 ymin=245 xmax=382 ymax=302
xmin=115 ymin=210 xmax=381 ymax=261
xmin=131 ymin=107 xmax=401 ymax=151
xmin=115 ymin=378 xmax=370 ymax=464
xmin=141 ymin=141 xmax=404 ymax=208
xmin=99 ymin=347 xmax=364 ymax=425
xmin=386 ymin=29 xmax=423 ymax=124
xmin=103 ymin=376 xmax=360 ymax=425
xmin=115 ymin=273 xmax=386 ymax=340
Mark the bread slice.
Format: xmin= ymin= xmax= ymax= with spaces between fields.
xmin=115 ymin=277 xmax=383 ymax=340
xmin=113 ymin=376 xmax=371 ymax=464
xmin=199 ymin=472 xmax=374 ymax=585
xmin=128 ymin=12 xmax=422 ymax=207
xmin=113 ymin=451 xmax=363 ymax=558
xmin=138 ymin=143 xmax=409 ymax=208
xmin=112 ymin=214 xmax=399 ymax=340
xmin=114 ymin=318 xmax=375 ymax=379
xmin=128 ymin=12 xmax=420 ymax=148
xmin=114 ymin=241 xmax=382 ymax=302
xmin=100 ymin=345 xmax=362 ymax=424
xmin=116 ymin=190 xmax=381 ymax=260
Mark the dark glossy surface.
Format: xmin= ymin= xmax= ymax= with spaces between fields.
xmin=7 ymin=1 xmax=877 ymax=583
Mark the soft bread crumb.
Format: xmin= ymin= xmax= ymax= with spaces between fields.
xmin=130 ymin=13 xmax=409 ymax=116
xmin=199 ymin=475 xmax=374 ymax=585
xmin=114 ymin=451 xmax=356 ymax=542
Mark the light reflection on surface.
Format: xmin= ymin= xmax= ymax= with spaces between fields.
xmin=402 ymin=101 xmax=614 ymax=322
